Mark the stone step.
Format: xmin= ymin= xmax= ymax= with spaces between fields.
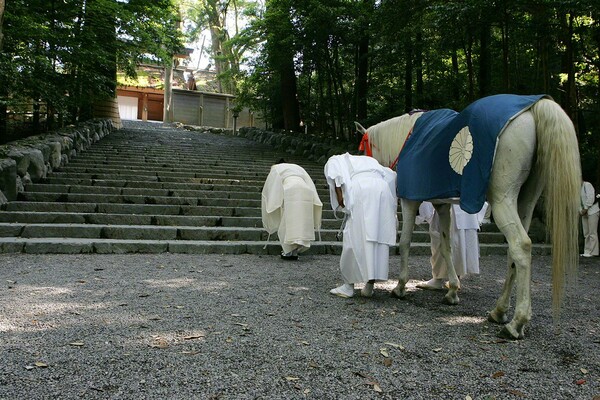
xmin=70 ymin=152 xmax=323 ymax=163
xmin=0 ymin=201 xmax=424 ymax=223
xmin=44 ymin=171 xmax=292 ymax=187
xmin=57 ymin=164 xmax=273 ymax=179
xmin=40 ymin=177 xmax=268 ymax=191
xmin=63 ymin=143 xmax=322 ymax=162
xmin=47 ymin=170 xmax=270 ymax=183
xmin=5 ymin=200 xmax=355 ymax=219
xmin=67 ymin=156 xmax=325 ymax=174
xmin=0 ymin=237 xmax=547 ymax=256
xmin=18 ymin=191 xmax=264 ymax=208
xmin=27 ymin=181 xmax=331 ymax=197
xmin=4 ymin=201 xmax=266 ymax=217
xmin=24 ymin=183 xmax=265 ymax=200
xmin=0 ymin=210 xmax=502 ymax=235
xmin=0 ymin=222 xmax=506 ymax=244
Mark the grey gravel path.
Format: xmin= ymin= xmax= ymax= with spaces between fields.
xmin=0 ymin=253 xmax=598 ymax=399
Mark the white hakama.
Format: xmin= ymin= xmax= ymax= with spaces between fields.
xmin=325 ymin=154 xmax=397 ymax=283
xmin=417 ymin=202 xmax=487 ymax=278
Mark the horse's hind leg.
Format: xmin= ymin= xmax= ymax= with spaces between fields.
xmin=488 ymin=197 xmax=534 ymax=340
xmin=487 ymin=114 xmax=539 ymax=339
xmin=489 ymin=169 xmax=544 ymax=328
xmin=391 ymin=199 xmax=420 ymax=299
xmin=487 ymin=257 xmax=516 ymax=325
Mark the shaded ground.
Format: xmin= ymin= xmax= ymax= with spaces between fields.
xmin=0 ymin=253 xmax=598 ymax=399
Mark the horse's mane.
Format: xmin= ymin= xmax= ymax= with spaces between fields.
xmin=367 ymin=112 xmax=423 ymax=168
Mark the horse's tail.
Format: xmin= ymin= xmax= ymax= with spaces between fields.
xmin=531 ymin=98 xmax=581 ymax=320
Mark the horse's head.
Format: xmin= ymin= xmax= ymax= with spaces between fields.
xmin=355 ymin=114 xmax=423 ymax=169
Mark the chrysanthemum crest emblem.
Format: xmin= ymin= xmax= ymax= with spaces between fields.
xmin=449 ymin=126 xmax=474 ymax=175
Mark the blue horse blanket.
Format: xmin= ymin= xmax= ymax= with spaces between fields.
xmin=396 ymin=94 xmax=547 ymax=213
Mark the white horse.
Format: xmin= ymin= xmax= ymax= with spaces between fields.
xmin=356 ymin=96 xmax=581 ymax=339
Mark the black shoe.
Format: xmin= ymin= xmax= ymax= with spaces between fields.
xmin=280 ymin=254 xmax=299 ymax=260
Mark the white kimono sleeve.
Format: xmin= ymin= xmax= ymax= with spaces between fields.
xmin=324 ymin=153 xmax=353 ymax=212
xmin=302 ymin=174 xmax=323 ymax=230
xmin=261 ymin=167 xmax=284 ymax=234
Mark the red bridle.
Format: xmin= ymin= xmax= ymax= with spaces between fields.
xmin=359 ymin=128 xmax=414 ymax=170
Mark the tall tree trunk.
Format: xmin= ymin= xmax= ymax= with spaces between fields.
xmin=84 ymin=0 xmax=119 ymax=126
xmin=325 ymin=49 xmax=336 ymax=137
xmin=265 ymin=0 xmax=301 ymax=132
xmin=280 ymin=57 xmax=301 ymax=131
xmin=478 ymin=20 xmax=492 ymax=98
xmin=531 ymin=2 xmax=551 ymax=93
xmin=404 ymin=40 xmax=413 ymax=111
xmin=596 ymin=79 xmax=600 ymax=191
xmin=355 ymin=33 xmax=369 ymax=122
xmin=0 ymin=0 xmax=6 ymax=137
xmin=465 ymin=34 xmax=475 ymax=102
xmin=501 ymin=2 xmax=510 ymax=92
xmin=333 ymin=44 xmax=347 ymax=139
xmin=354 ymin=0 xmax=374 ymax=123
xmin=564 ymin=11 xmax=578 ymax=132
xmin=209 ymin=26 xmax=224 ymax=93
xmin=0 ymin=0 xmax=5 ymax=49
xmin=207 ymin=1 xmax=227 ymax=93
xmin=451 ymin=48 xmax=460 ymax=102
xmin=415 ymin=30 xmax=423 ymax=106
xmin=317 ymin=58 xmax=326 ymax=134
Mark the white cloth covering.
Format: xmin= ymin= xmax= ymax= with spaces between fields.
xmin=324 ymin=153 xmax=397 ymax=284
xmin=580 ymin=181 xmax=599 ymax=256
xmin=417 ymin=201 xmax=487 ymax=278
xmin=261 ymin=164 xmax=323 ymax=254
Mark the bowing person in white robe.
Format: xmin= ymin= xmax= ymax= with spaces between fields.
xmin=261 ymin=163 xmax=323 ymax=259
xmin=325 ymin=153 xmax=398 ymax=298
xmin=416 ymin=201 xmax=488 ymax=290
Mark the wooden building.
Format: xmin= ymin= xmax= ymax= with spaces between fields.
xmin=117 ymin=86 xmax=263 ymax=130
xmin=117 ymin=86 xmax=164 ymax=122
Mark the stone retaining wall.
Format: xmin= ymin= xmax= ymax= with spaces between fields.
xmin=0 ymin=119 xmax=115 ymax=204
xmin=179 ymin=124 xmax=359 ymax=164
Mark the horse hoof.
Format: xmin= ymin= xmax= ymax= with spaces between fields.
xmin=442 ymin=293 xmax=459 ymax=305
xmin=487 ymin=310 xmax=508 ymax=325
xmin=390 ymin=287 xmax=406 ymax=299
xmin=497 ymin=325 xmax=523 ymax=340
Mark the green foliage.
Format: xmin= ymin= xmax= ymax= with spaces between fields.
xmin=0 ymin=0 xmax=182 ymax=129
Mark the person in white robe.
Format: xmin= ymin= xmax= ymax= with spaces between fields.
xmin=416 ymin=201 xmax=488 ymax=290
xmin=580 ymin=181 xmax=599 ymax=257
xmin=261 ymin=162 xmax=323 ymax=260
xmin=324 ymin=153 xmax=398 ymax=298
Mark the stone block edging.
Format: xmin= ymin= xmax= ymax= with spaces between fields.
xmin=0 ymin=119 xmax=115 ymax=203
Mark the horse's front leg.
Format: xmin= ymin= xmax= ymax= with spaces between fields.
xmin=391 ymin=199 xmax=419 ymax=299
xmin=435 ymin=204 xmax=460 ymax=305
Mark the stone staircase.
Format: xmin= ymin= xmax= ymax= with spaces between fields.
xmin=0 ymin=121 xmax=548 ymax=255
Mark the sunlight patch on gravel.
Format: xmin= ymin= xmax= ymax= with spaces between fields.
xmin=438 ymin=315 xmax=487 ymax=326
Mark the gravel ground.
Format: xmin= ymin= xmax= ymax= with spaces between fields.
xmin=0 ymin=253 xmax=598 ymax=399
